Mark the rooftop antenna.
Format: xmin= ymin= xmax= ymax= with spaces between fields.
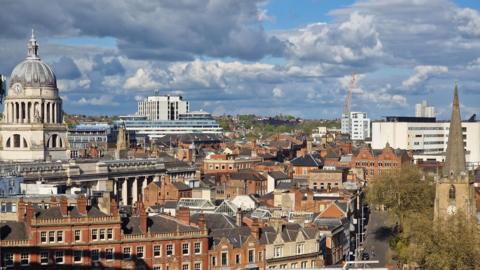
xmin=343 ymin=73 xmax=356 ymax=115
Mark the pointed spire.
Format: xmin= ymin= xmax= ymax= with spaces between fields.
xmin=443 ymin=84 xmax=466 ymax=179
xmin=27 ymin=29 xmax=39 ymax=60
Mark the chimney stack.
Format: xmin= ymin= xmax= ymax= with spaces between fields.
xmin=177 ymin=207 xmax=191 ymax=225
xmin=138 ymin=200 xmax=148 ymax=234
xmin=49 ymin=195 xmax=57 ymax=208
xmin=25 ymin=203 xmax=33 ymax=225
xmin=17 ymin=198 xmax=26 ymax=221
xmin=110 ymin=199 xmax=119 ymax=217
xmin=77 ymin=195 xmax=87 ymax=215
xmin=251 ymin=218 xmax=261 ymax=239
xmin=59 ymin=196 xmax=68 ymax=216
xmin=197 ymin=212 xmax=207 ymax=232
xmin=236 ymin=208 xmax=243 ymax=227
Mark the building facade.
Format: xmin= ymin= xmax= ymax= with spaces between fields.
xmin=0 ymin=32 xmax=68 ymax=161
xmin=371 ymin=117 xmax=480 ymax=167
xmin=137 ymin=95 xmax=189 ymax=121
xmin=341 ymin=112 xmax=370 ymax=141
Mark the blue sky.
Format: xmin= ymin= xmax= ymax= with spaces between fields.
xmin=0 ymin=0 xmax=479 ymax=119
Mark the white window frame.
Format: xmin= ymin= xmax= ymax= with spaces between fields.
xmin=154 ymin=245 xmax=161 ymax=257
xmin=194 ymin=242 xmax=201 ymax=254
xmin=123 ymin=247 xmax=131 ymax=260
xmin=91 ymin=249 xmax=100 ymax=262
xmin=137 ymin=246 xmax=145 ymax=258
xmin=40 ymin=251 xmax=49 ymax=265
xmin=55 ymin=251 xmax=64 ymax=264
xmin=20 ymin=252 xmax=29 ymax=266
xmin=182 ymin=243 xmax=189 ymax=255
xmin=106 ymin=248 xmax=114 ymax=261
xmin=73 ymin=250 xmax=82 ymax=263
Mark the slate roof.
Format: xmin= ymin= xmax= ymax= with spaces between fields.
xmin=0 ymin=221 xmax=28 ymax=241
xmin=191 ymin=213 xmax=237 ymax=230
xmin=230 ymin=169 xmax=266 ymax=181
xmin=172 ymin=182 xmax=192 ymax=191
xmin=259 ymin=224 xmax=318 ymax=244
xmin=210 ymin=226 xmax=252 ymax=248
xmin=123 ymin=215 xmax=201 ymax=235
xmin=36 ymin=205 xmax=107 ymax=219
xmin=290 ymin=153 xmax=323 ymax=167
xmin=268 ymin=171 xmax=289 ymax=180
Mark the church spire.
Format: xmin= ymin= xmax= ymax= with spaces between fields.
xmin=442 ymin=83 xmax=466 ymax=179
xmin=27 ymin=29 xmax=39 ymax=60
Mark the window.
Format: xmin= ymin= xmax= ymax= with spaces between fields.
xmin=123 ymin=247 xmax=131 ymax=260
xmin=91 ymin=249 xmax=99 ymax=262
xmin=106 ymin=248 xmax=114 ymax=260
xmin=211 ymin=256 xmax=216 ymax=266
xmin=57 ymin=231 xmax=63 ymax=242
xmin=55 ymin=251 xmax=64 ymax=264
xmin=92 ymin=229 xmax=98 ymax=240
xmin=153 ymin=267 xmax=162 ymax=270
xmin=4 ymin=253 xmax=13 ymax=267
xmin=248 ymin=249 xmax=254 ymax=263
xmin=258 ymin=251 xmax=263 ymax=261
xmin=49 ymin=231 xmax=55 ymax=242
xmin=194 ymin=242 xmax=201 ymax=254
xmin=194 ymin=263 xmax=201 ymax=270
xmin=291 ymin=263 xmax=297 ymax=268
xmin=296 ymin=243 xmax=304 ymax=254
xmin=221 ymin=251 xmax=228 ymax=266
xmin=274 ymin=246 xmax=282 ymax=258
xmin=40 ymin=251 xmax=49 ymax=265
xmin=20 ymin=252 xmax=29 ymax=266
xmin=41 ymin=232 xmax=47 ymax=243
xmin=449 ymin=185 xmax=456 ymax=200
xmin=235 ymin=254 xmax=240 ymax=264
xmin=137 ymin=246 xmax=144 ymax=258
xmin=13 ymin=134 xmax=21 ymax=148
xmin=154 ymin=245 xmax=161 ymax=257
xmin=107 ymin=228 xmax=113 ymax=239
xmin=166 ymin=244 xmax=173 ymax=256
xmin=73 ymin=250 xmax=82 ymax=263
xmin=182 ymin=264 xmax=190 ymax=270
xmin=74 ymin=230 xmax=81 ymax=241
xmin=182 ymin=243 xmax=189 ymax=255
xmin=301 ymin=261 xmax=307 ymax=268
xmin=100 ymin=229 xmax=105 ymax=240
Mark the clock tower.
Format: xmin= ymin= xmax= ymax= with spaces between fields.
xmin=0 ymin=31 xmax=68 ymax=161
xmin=433 ymin=85 xmax=476 ymax=219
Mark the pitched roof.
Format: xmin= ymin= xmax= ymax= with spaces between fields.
xmin=210 ymin=226 xmax=253 ymax=248
xmin=290 ymin=154 xmax=323 ymax=167
xmin=230 ymin=169 xmax=266 ymax=181
xmin=172 ymin=181 xmax=192 ymax=191
xmin=0 ymin=221 xmax=27 ymax=241
xmin=191 ymin=213 xmax=237 ymax=230
xmin=124 ymin=215 xmax=201 ymax=235
xmin=268 ymin=171 xmax=289 ymax=180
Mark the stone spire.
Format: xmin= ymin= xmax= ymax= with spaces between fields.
xmin=27 ymin=29 xmax=40 ymax=60
xmin=442 ymin=84 xmax=466 ymax=179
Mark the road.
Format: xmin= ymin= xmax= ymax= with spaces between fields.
xmin=362 ymin=210 xmax=394 ymax=268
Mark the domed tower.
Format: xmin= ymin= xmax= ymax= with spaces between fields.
xmin=0 ymin=31 xmax=68 ymax=161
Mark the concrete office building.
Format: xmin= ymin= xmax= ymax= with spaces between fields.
xmin=137 ymin=94 xmax=189 ymax=120
xmin=341 ymin=112 xmax=370 ymax=141
xmin=415 ymin=100 xmax=436 ymax=118
xmin=371 ymin=116 xmax=480 ymax=168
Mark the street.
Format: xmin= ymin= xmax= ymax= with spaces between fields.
xmin=362 ymin=210 xmax=394 ymax=268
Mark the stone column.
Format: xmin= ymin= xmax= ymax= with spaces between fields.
xmin=43 ymin=102 xmax=47 ymax=123
xmin=142 ymin=176 xmax=148 ymax=196
xmin=122 ymin=178 xmax=128 ymax=206
xmin=132 ymin=177 xmax=138 ymax=205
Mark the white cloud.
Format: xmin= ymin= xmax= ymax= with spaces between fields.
xmin=76 ymin=95 xmax=119 ymax=106
xmin=272 ymin=87 xmax=283 ymax=98
xmin=123 ymin=68 xmax=164 ymax=90
xmin=402 ymin=65 xmax=448 ymax=88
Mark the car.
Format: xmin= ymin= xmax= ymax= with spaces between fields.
xmin=362 ymin=252 xmax=370 ymax=260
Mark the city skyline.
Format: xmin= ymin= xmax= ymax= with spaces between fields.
xmin=1 ymin=0 xmax=480 ymax=119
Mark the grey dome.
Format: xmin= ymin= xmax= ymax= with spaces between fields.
xmin=9 ymin=31 xmax=57 ymax=88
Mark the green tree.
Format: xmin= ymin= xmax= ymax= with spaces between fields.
xmin=366 ymin=165 xmax=435 ymax=227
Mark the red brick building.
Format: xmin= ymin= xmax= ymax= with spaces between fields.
xmin=143 ymin=176 xmax=192 ymax=208
xmin=0 ymin=195 xmax=208 ymax=270
xmin=216 ymin=169 xmax=267 ymax=199
xmin=351 ymin=143 xmax=412 ymax=181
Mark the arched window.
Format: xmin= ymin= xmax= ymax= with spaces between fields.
xmin=449 ymin=185 xmax=456 ymax=200
xmin=13 ymin=134 xmax=21 ymax=148
xmin=6 ymin=138 xmax=11 ymax=148
xmin=23 ymin=138 xmax=28 ymax=148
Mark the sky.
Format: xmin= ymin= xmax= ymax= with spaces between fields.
xmin=0 ymin=0 xmax=479 ymax=120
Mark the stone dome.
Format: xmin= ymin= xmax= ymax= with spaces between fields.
xmin=9 ymin=31 xmax=56 ymax=89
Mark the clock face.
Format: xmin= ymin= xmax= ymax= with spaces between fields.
xmin=447 ymin=205 xmax=457 ymax=215
xmin=12 ymin=83 xmax=23 ymax=95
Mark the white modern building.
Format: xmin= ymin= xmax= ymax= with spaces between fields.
xmin=372 ymin=116 xmax=480 ymax=167
xmin=342 ymin=112 xmax=370 ymax=140
xmin=415 ymin=100 xmax=436 ymax=117
xmin=0 ymin=32 xmax=68 ymax=161
xmin=137 ymin=95 xmax=189 ymax=120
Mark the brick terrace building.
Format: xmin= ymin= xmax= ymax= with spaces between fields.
xmin=202 ymin=154 xmax=263 ymax=174
xmin=216 ymin=169 xmax=267 ymax=200
xmin=0 ymin=195 xmax=208 ymax=270
xmin=143 ymin=176 xmax=192 ymax=208
xmin=350 ymin=143 xmax=412 ymax=181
